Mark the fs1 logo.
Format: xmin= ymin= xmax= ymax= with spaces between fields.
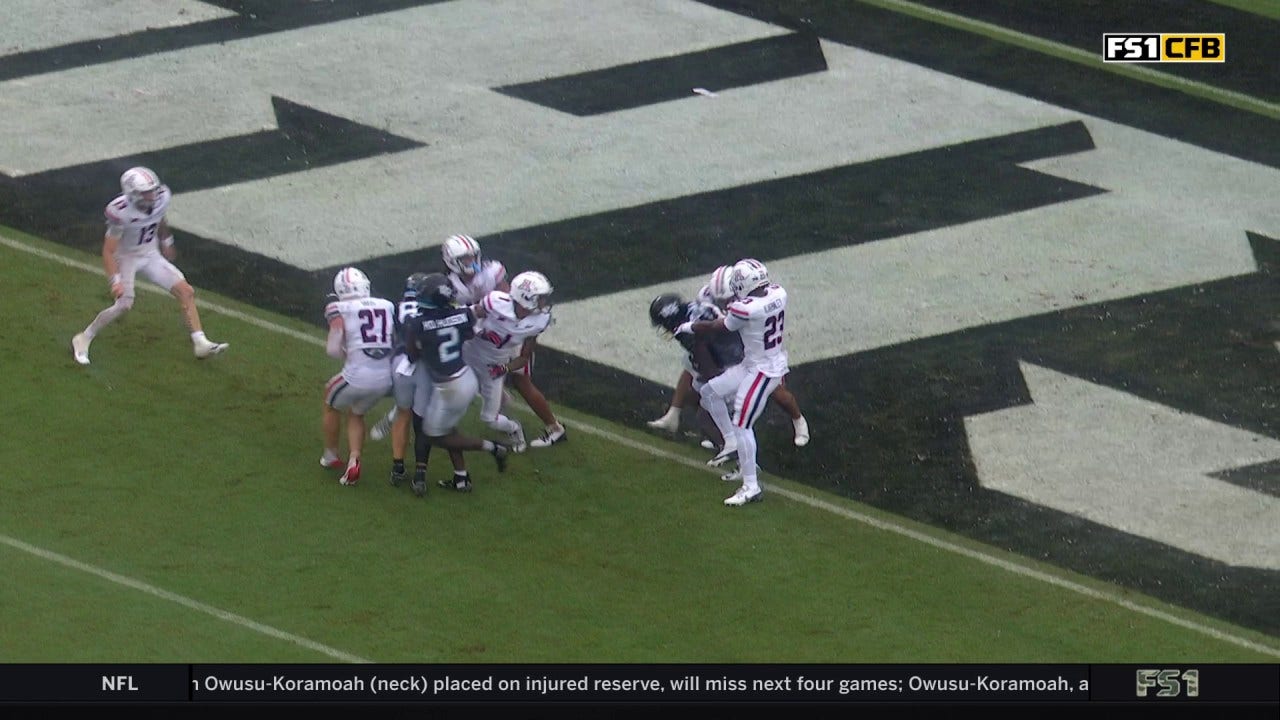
xmin=1136 ymin=669 xmax=1200 ymax=698
xmin=1103 ymin=34 xmax=1225 ymax=63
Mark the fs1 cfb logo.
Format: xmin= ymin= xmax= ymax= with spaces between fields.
xmin=1103 ymin=34 xmax=1225 ymax=63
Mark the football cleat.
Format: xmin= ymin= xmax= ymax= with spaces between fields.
xmin=339 ymin=460 xmax=361 ymax=486
xmin=438 ymin=474 xmax=473 ymax=493
xmin=388 ymin=467 xmax=407 ymax=487
xmin=646 ymin=409 xmax=680 ymax=432
xmin=319 ymin=453 xmax=344 ymax=470
xmin=793 ymin=416 xmax=810 ymax=447
xmin=411 ymin=472 xmax=427 ymax=497
xmin=507 ymin=425 xmax=527 ymax=454
xmin=707 ymin=441 xmax=738 ymax=467
xmin=529 ymin=424 xmax=567 ymax=448
xmin=700 ymin=439 xmax=717 ymax=451
xmin=491 ymin=443 xmax=510 ymax=472
xmin=370 ymin=408 xmax=396 ymax=442
xmin=724 ymin=487 xmax=764 ymax=506
xmin=194 ymin=339 xmax=229 ymax=359
xmin=71 ymin=333 xmax=91 ymax=365
xmin=720 ymin=467 xmax=742 ymax=483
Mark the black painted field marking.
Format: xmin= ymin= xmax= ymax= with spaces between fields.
xmin=495 ymin=32 xmax=828 ymax=115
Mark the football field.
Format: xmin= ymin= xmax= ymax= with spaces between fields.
xmin=1 ymin=228 xmax=1276 ymax=663
xmin=2 ymin=0 xmax=1279 ymax=669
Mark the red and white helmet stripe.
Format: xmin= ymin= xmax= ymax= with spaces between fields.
xmin=442 ymin=234 xmax=483 ymax=275
xmin=708 ymin=264 xmax=735 ymax=302
xmin=730 ymin=258 xmax=770 ymax=299
xmin=334 ymin=267 xmax=372 ymax=300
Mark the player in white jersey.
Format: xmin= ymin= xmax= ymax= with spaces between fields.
xmin=677 ymin=259 xmax=789 ymax=506
xmin=649 ymin=265 xmax=809 ymax=450
xmin=443 ymin=235 xmax=565 ymax=447
xmin=320 ymin=268 xmax=396 ymax=486
xmin=464 ymin=271 xmax=565 ymax=451
xmin=370 ymin=234 xmax=513 ymax=443
xmin=442 ymin=234 xmax=510 ymax=304
xmin=71 ymin=167 xmax=228 ymax=365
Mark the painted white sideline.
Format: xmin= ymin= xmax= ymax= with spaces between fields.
xmin=0 ymin=533 xmax=370 ymax=663
xmin=1 ymin=233 xmax=1277 ymax=659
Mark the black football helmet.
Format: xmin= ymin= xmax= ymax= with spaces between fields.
xmin=649 ymin=293 xmax=688 ymax=336
xmin=413 ymin=273 xmax=457 ymax=309
xmin=405 ymin=271 xmax=431 ymax=293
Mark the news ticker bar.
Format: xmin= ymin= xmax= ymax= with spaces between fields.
xmin=0 ymin=665 xmax=1275 ymax=703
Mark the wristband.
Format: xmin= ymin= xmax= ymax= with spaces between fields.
xmin=161 ymin=235 xmax=175 ymax=248
xmin=109 ymin=273 xmax=122 ymax=286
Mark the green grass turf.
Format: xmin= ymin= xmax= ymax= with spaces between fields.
xmin=1 ymin=228 xmax=1276 ymax=663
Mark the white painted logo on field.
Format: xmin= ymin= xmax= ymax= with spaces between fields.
xmin=965 ymin=362 xmax=1280 ymax=570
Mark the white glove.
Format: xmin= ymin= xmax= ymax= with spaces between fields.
xmin=674 ymin=321 xmax=694 ymax=336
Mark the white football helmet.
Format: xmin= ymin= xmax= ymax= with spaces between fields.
xmin=441 ymin=234 xmax=483 ymax=277
xmin=120 ymin=166 xmax=161 ymax=212
xmin=510 ymin=271 xmax=554 ymax=313
xmin=333 ymin=267 xmax=372 ymax=301
xmin=730 ymin=258 xmax=770 ymax=299
xmin=707 ymin=265 xmax=735 ymax=305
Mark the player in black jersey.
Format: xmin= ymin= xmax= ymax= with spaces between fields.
xmin=404 ymin=274 xmax=510 ymax=496
xmin=376 ymin=272 xmax=436 ymax=488
xmin=649 ymin=291 xmax=749 ymax=468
